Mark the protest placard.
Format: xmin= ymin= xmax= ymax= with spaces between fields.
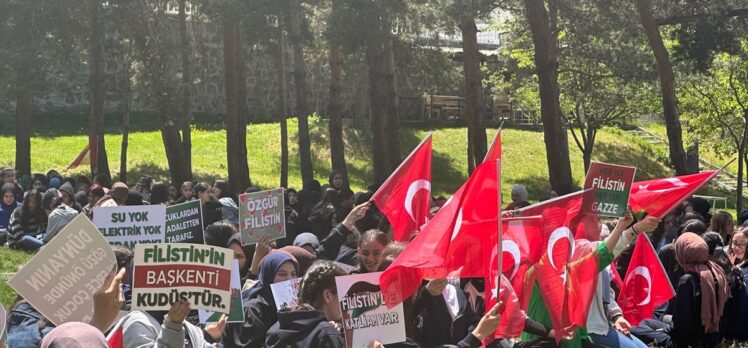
xmin=336 ymin=272 xmax=406 ymax=348
xmin=166 ymin=200 xmax=204 ymax=244
xmin=238 ymin=188 xmax=286 ymax=245
xmin=270 ymin=277 xmax=302 ymax=311
xmin=132 ymin=243 xmax=233 ymax=313
xmin=198 ymin=260 xmax=245 ymax=323
xmin=8 ymin=214 xmax=117 ymax=326
xmin=334 ymin=261 xmax=356 ymax=275
xmin=583 ymin=162 xmax=637 ymax=217
xmin=94 ymin=205 xmax=166 ymax=248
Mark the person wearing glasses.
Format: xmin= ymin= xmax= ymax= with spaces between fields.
xmin=727 ymin=228 xmax=748 ymax=266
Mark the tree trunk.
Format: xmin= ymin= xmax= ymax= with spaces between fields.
xmin=223 ymin=21 xmax=250 ymax=194
xmin=365 ymin=19 xmax=390 ymax=184
xmin=178 ymin=0 xmax=193 ymax=180
xmin=120 ymin=63 xmax=131 ymax=183
xmin=276 ymin=14 xmax=289 ymax=188
xmin=159 ymin=117 xmax=188 ymax=185
xmin=14 ymin=91 xmax=31 ymax=177
xmin=524 ymin=0 xmax=575 ymax=194
xmin=88 ymin=0 xmax=111 ymax=182
xmin=287 ymin=2 xmax=314 ymax=183
xmin=381 ymin=13 xmax=401 ymax=169
xmin=236 ymin=29 xmax=251 ymax=188
xmin=743 ymin=151 xmax=748 ymax=214
xmin=633 ymin=0 xmax=691 ymax=175
xmin=737 ymin=145 xmax=744 ymax=214
xmin=328 ymin=43 xmax=348 ymax=181
xmin=460 ymin=15 xmax=487 ymax=173
xmin=583 ymin=128 xmax=594 ymax=175
xmin=467 ymin=124 xmax=475 ymax=174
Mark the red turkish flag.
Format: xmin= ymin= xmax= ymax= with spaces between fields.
xmin=499 ymin=217 xmax=544 ymax=309
xmin=379 ymin=131 xmax=502 ymax=307
xmin=371 ymin=134 xmax=432 ymax=241
xmin=519 ymin=192 xmax=601 ymax=338
xmin=484 ymin=129 xmax=502 ymax=163
xmin=629 ymin=171 xmax=719 ymax=217
xmin=106 ymin=317 xmax=125 ymax=348
xmin=484 ymin=273 xmax=526 ymax=340
xmin=618 ymin=233 xmax=675 ymax=326
xmin=380 ymin=159 xmax=500 ymax=307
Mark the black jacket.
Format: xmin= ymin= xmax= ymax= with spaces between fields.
xmin=265 ymin=309 xmax=345 ymax=348
xmin=669 ymin=272 xmax=721 ymax=348
xmin=224 ymin=294 xmax=277 ymax=348
xmin=411 ymin=283 xmax=480 ymax=347
xmin=316 ymin=223 xmax=354 ymax=261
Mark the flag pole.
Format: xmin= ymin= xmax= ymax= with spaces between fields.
xmin=496 ymin=158 xmax=503 ymax=297
xmin=483 ymin=124 xmax=503 ymax=163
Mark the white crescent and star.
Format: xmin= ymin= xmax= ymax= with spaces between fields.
xmin=637 ymin=178 xmax=688 ymax=194
xmin=450 ymin=208 xmax=463 ymax=241
xmin=502 ymin=240 xmax=521 ymax=280
xmin=547 ymin=227 xmax=574 ymax=284
xmin=628 ymin=266 xmax=652 ymax=306
xmin=405 ymin=179 xmax=431 ymax=224
xmin=547 ymin=227 xmax=575 ymax=271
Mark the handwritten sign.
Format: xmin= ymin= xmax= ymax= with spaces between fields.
xmin=94 ymin=205 xmax=166 ymax=248
xmin=8 ymin=215 xmax=117 ymax=326
xmin=166 ymin=200 xmax=204 ymax=244
xmin=583 ymin=162 xmax=637 ymax=217
xmin=132 ymin=243 xmax=233 ymax=313
xmin=336 ymin=272 xmax=406 ymax=348
xmin=271 ymin=277 xmax=303 ymax=311
xmin=238 ymin=189 xmax=286 ymax=245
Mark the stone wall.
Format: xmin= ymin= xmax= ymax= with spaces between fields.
xmin=0 ymin=15 xmax=459 ymax=122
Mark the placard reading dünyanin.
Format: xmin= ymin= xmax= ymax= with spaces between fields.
xmin=132 ymin=243 xmax=233 ymax=313
xmin=8 ymin=215 xmax=117 ymax=326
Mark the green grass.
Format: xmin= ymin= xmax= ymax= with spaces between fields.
xmin=0 ymin=121 xmax=735 ymax=308
xmin=639 ymin=123 xmax=744 ymax=214
xmin=642 ymin=123 xmax=738 ymax=174
xmin=1 ymin=248 xmax=34 ymax=308
xmin=0 ymin=120 xmax=673 ymax=199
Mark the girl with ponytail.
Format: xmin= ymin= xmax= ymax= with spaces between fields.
xmin=266 ymin=260 xmax=347 ymax=348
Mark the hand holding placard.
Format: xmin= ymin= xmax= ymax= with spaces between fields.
xmin=90 ymin=266 xmax=126 ymax=332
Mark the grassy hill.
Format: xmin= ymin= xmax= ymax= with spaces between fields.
xmin=0 ymin=118 xmax=674 ymax=198
xmin=0 ymin=120 xmax=731 ymax=308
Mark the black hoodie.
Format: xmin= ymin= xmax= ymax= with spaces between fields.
xmin=265 ymin=309 xmax=344 ymax=348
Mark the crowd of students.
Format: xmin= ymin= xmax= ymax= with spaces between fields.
xmin=2 ymin=166 xmax=748 ymax=348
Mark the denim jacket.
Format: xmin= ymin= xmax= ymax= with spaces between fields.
xmin=7 ymin=302 xmax=56 ymax=348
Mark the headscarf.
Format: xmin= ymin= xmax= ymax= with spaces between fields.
xmin=39 ymin=322 xmax=107 ymax=348
xmin=511 ymin=184 xmax=528 ymax=202
xmin=228 ymin=234 xmax=252 ymax=278
xmin=280 ymin=246 xmax=316 ymax=275
xmin=1 ymin=182 xmax=17 ymax=201
xmin=245 ymin=251 xmax=298 ymax=302
xmin=293 ymin=232 xmax=320 ymax=250
xmin=110 ymin=182 xmax=129 ymax=204
xmin=675 ymin=232 xmax=730 ymax=333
